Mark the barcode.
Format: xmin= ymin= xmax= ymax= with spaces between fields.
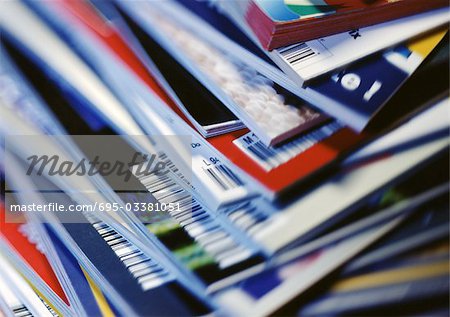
xmin=222 ymin=201 xmax=273 ymax=237
xmin=133 ymin=168 xmax=254 ymax=268
xmin=88 ymin=217 xmax=174 ymax=291
xmin=278 ymin=42 xmax=318 ymax=66
xmin=202 ymin=164 xmax=244 ymax=191
xmin=12 ymin=305 xmax=33 ymax=317
xmin=159 ymin=153 xmax=195 ymax=191
xmin=37 ymin=296 xmax=58 ymax=317
xmin=233 ymin=121 xmax=343 ymax=172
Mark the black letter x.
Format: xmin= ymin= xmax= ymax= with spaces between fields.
xmin=349 ymin=29 xmax=361 ymax=39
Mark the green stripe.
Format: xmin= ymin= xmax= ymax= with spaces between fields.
xmin=286 ymin=4 xmax=335 ymax=17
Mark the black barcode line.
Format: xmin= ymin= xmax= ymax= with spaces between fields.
xmin=133 ymin=168 xmax=254 ymax=268
xmin=279 ymin=42 xmax=318 ymax=66
xmin=36 ymin=296 xmax=58 ymax=317
xmin=217 ymin=164 xmax=244 ymax=187
xmin=288 ymin=51 xmax=316 ymax=65
xmin=203 ymin=164 xmax=243 ymax=191
xmin=277 ymin=42 xmax=303 ymax=54
xmin=205 ymin=168 xmax=227 ymax=190
xmin=247 ymin=142 xmax=279 ymax=166
xmin=158 ymin=147 xmax=243 ymax=192
xmin=12 ymin=305 xmax=33 ymax=317
xmin=140 ymin=155 xmax=271 ymax=237
xmin=87 ymin=218 xmax=173 ymax=291
xmin=223 ymin=202 xmax=270 ymax=236
xmin=158 ymin=153 xmax=192 ymax=189
xmin=280 ymin=43 xmax=311 ymax=59
xmin=235 ymin=121 xmax=343 ymax=171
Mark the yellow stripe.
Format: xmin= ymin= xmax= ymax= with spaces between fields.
xmin=28 ymin=283 xmax=63 ymax=316
xmin=332 ymin=260 xmax=449 ymax=292
xmin=81 ymin=267 xmax=115 ymax=317
xmin=408 ymin=28 xmax=447 ymax=57
xmin=413 ymin=241 xmax=449 ymax=258
xmin=18 ymin=270 xmax=63 ymax=316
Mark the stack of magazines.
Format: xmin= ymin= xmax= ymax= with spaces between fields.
xmin=0 ymin=0 xmax=448 ymax=316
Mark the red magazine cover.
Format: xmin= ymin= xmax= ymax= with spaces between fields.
xmin=240 ymin=0 xmax=448 ymax=49
xmin=0 ymin=204 xmax=69 ymax=305
xmin=208 ymin=127 xmax=363 ymax=195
